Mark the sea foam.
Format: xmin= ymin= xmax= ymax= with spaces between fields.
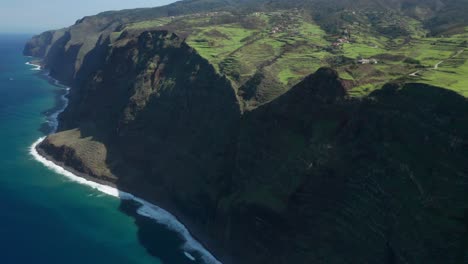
xmin=27 ymin=60 xmax=221 ymax=264
xmin=25 ymin=61 xmax=41 ymax=71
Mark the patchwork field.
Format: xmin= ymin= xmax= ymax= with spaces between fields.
xmin=120 ymin=11 xmax=468 ymax=99
xmin=412 ymin=34 xmax=468 ymax=96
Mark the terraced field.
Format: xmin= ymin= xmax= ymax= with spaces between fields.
xmin=183 ymin=11 xmax=330 ymax=87
xmin=121 ymin=11 xmax=468 ymax=99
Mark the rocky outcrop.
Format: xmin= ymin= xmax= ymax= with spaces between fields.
xmin=38 ymin=129 xmax=115 ymax=182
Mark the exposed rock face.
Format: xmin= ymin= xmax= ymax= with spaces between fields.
xmin=23 ymin=14 xmax=128 ymax=85
xmin=57 ymin=31 xmax=242 ymax=201
xmin=23 ymin=31 xmax=55 ymax=58
xmin=28 ymin=27 xmax=468 ymax=264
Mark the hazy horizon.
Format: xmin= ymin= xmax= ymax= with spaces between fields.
xmin=0 ymin=0 xmax=177 ymax=34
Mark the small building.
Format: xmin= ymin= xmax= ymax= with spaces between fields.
xmin=358 ymin=58 xmax=378 ymax=64
xmin=337 ymin=38 xmax=349 ymax=44
xmin=332 ymin=42 xmax=341 ymax=48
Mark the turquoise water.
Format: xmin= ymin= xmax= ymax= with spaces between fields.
xmin=0 ymin=34 xmax=204 ymax=264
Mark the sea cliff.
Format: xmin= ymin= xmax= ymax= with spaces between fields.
xmin=25 ymin=13 xmax=468 ymax=264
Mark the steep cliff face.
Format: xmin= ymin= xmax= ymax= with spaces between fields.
xmin=23 ymin=31 xmax=55 ymax=58
xmin=36 ymin=30 xmax=244 ymax=262
xmin=57 ymin=30 xmax=242 ymax=213
xmin=23 ymin=14 xmax=129 ymax=84
xmin=223 ymin=80 xmax=468 ymax=263
xmin=27 ymin=15 xmax=468 ymax=264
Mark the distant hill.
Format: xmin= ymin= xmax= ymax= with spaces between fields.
xmin=70 ymin=0 xmax=468 ymax=35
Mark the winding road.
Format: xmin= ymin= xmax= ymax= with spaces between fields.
xmin=409 ymin=49 xmax=465 ymax=77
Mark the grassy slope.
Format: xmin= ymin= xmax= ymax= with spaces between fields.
xmin=119 ymin=10 xmax=467 ymax=99
xmin=183 ymin=11 xmax=330 ymax=88
xmin=414 ymin=30 xmax=468 ymax=96
xmin=118 ymin=11 xmax=329 ymax=90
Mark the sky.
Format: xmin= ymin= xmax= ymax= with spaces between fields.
xmin=0 ymin=0 xmax=177 ymax=33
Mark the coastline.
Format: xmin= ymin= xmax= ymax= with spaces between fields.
xmin=26 ymin=60 xmax=223 ymax=264
xmin=25 ymin=61 xmax=41 ymax=71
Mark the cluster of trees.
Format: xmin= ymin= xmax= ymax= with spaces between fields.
xmin=403 ymin=58 xmax=421 ymax=65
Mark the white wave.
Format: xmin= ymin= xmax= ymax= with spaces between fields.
xmin=48 ymin=87 xmax=69 ymax=132
xmin=25 ymin=59 xmax=69 ymax=132
xmin=185 ymin=252 xmax=197 ymax=261
xmin=135 ymin=200 xmax=221 ymax=264
xmin=30 ymin=138 xmax=126 ymax=198
xmin=44 ymin=76 xmax=70 ymax=133
xmin=30 ymin=138 xmax=222 ymax=264
xmin=25 ymin=58 xmax=70 ymax=132
xmin=25 ymin=61 xmax=41 ymax=71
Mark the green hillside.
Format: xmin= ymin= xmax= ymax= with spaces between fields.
xmin=116 ymin=9 xmax=468 ymax=99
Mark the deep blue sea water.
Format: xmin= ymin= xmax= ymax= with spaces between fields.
xmin=0 ymin=34 xmax=212 ymax=264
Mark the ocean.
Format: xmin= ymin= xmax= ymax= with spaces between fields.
xmin=0 ymin=34 xmax=216 ymax=264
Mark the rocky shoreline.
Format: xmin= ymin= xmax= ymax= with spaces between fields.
xmin=35 ymin=142 xmax=118 ymax=188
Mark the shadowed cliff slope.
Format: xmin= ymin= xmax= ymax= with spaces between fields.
xmin=228 ymin=79 xmax=468 ymax=263
xmin=36 ymin=45 xmax=468 ymax=262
